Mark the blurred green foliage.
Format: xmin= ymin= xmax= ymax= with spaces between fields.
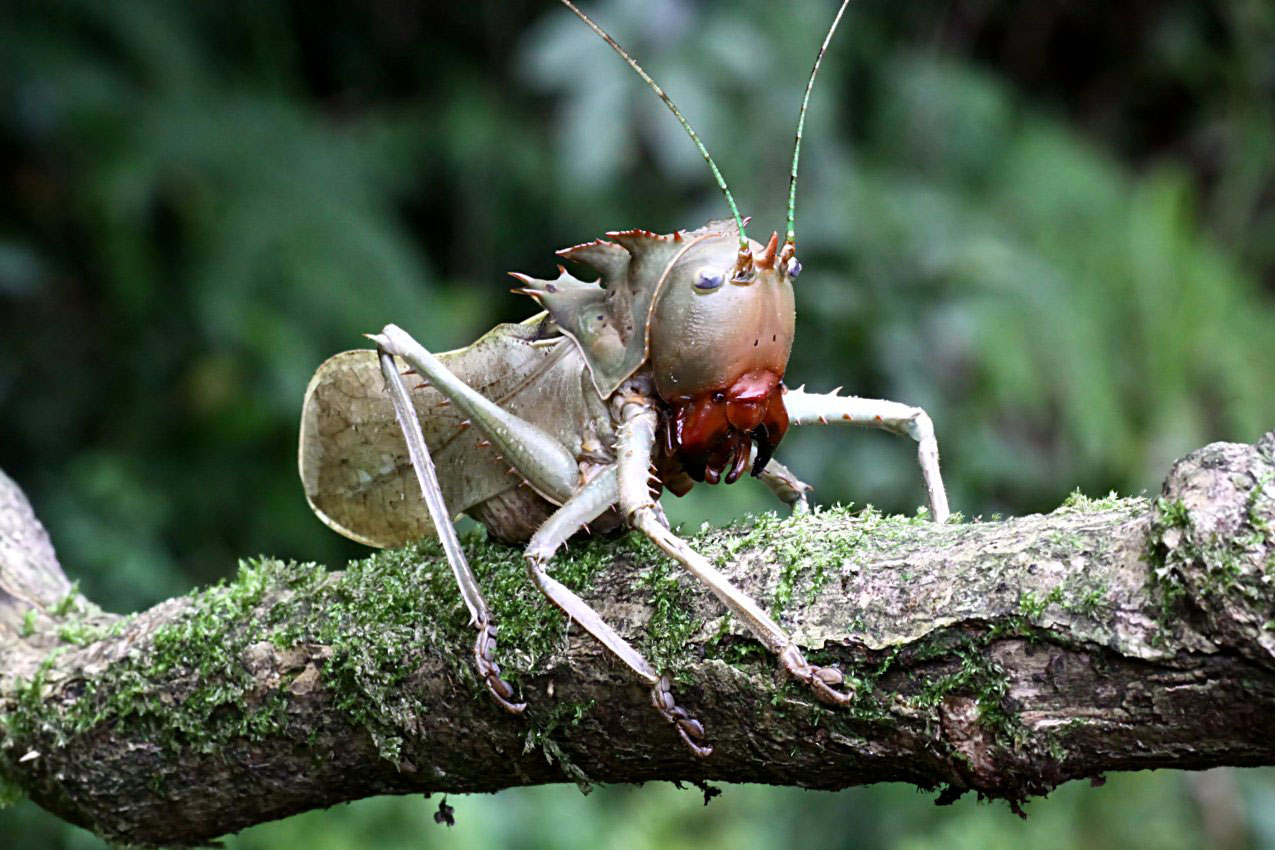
xmin=1 ymin=0 xmax=1273 ymax=846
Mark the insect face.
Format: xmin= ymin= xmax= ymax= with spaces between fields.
xmin=651 ymin=229 xmax=797 ymax=486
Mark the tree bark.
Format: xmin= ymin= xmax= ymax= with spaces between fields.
xmin=2 ymin=433 xmax=1274 ymax=848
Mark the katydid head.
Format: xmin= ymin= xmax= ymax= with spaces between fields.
xmin=560 ymin=0 xmax=851 ymax=485
xmin=650 ymin=227 xmax=796 ymax=485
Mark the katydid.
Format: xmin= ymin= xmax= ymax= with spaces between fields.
xmin=298 ymin=0 xmax=949 ymax=757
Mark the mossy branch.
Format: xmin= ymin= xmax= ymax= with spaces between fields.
xmin=2 ymin=434 xmax=1275 ymax=847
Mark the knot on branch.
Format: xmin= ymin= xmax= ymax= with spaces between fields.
xmin=0 ymin=469 xmax=72 ymax=653
xmin=1152 ymin=432 xmax=1275 ymax=666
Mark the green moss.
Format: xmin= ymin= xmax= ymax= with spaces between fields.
xmin=693 ymin=506 xmax=1018 ymax=732
xmin=49 ymin=581 xmax=81 ymax=618
xmin=1150 ymin=490 xmax=1272 ymax=612
xmin=55 ymin=615 xmax=126 ymax=647
xmin=994 ymin=575 xmax=1112 ymax=636
xmin=18 ymin=609 xmax=35 ymax=639
xmin=1057 ymin=489 xmax=1125 ymax=513
xmin=824 ymin=645 xmax=905 ymax=726
xmin=913 ymin=646 xmax=1018 ymax=742
xmin=711 ymin=505 xmax=933 ymax=619
xmin=473 ymin=531 xmax=618 ymax=677
xmin=0 ymin=534 xmax=628 ymax=776
xmin=704 ymin=614 xmax=769 ymax=669
xmin=3 ymin=649 xmax=67 ymax=756
xmin=2 ymin=558 xmax=359 ymax=767
xmin=1146 ymin=497 xmax=1194 ymax=632
xmin=819 ymin=622 xmax=1031 ymax=751
xmin=811 ymin=625 xmax=1028 ymax=745
xmin=0 ymin=498 xmax=1093 ymax=786
xmin=632 ymin=539 xmax=702 ymax=678
xmin=308 ymin=543 xmax=481 ymax=743
xmin=1065 ymin=582 xmax=1111 ymax=618
xmin=521 ymin=699 xmax=596 ymax=793
xmin=1018 ymin=586 xmax=1064 ymax=621
xmin=24 ymin=558 xmax=295 ymax=754
xmin=619 ymin=505 xmax=935 ymax=674
xmin=1246 ymin=473 xmax=1272 ymax=536
xmin=1154 ymin=496 xmax=1191 ymax=529
xmin=1041 ymin=717 xmax=1086 ymax=764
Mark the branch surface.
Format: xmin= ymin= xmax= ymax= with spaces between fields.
xmin=1 ymin=435 xmax=1274 ymax=847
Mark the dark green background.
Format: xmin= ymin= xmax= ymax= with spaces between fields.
xmin=2 ymin=0 xmax=1274 ymax=846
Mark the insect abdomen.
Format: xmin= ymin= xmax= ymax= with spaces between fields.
xmin=466 ymin=487 xmax=557 ymax=543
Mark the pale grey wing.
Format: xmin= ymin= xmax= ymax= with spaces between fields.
xmin=299 ymin=319 xmax=603 ymax=548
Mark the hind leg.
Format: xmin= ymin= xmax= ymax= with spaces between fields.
xmin=376 ymin=348 xmax=525 ymax=712
xmin=370 ymin=324 xmax=580 ymax=505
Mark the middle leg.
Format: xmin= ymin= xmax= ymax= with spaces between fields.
xmin=756 ymin=456 xmax=814 ymax=514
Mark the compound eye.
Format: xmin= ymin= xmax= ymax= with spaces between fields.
xmin=694 ymin=268 xmax=724 ymax=291
xmin=787 ymin=258 xmax=803 ymax=280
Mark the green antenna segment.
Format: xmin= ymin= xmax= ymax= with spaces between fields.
xmin=786 ymin=0 xmax=852 ymax=247
xmin=559 ymin=0 xmax=748 ymax=250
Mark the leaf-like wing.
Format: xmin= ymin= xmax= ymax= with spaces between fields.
xmin=299 ymin=316 xmax=607 ymax=548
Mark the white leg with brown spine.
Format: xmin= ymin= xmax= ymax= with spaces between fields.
xmin=784 ymin=387 xmax=950 ymax=523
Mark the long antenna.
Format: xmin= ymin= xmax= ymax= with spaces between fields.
xmin=558 ymin=0 xmax=750 ymax=258
xmin=785 ymin=0 xmax=852 ymax=250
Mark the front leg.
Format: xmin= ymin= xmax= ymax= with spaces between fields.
xmin=784 ymin=387 xmax=950 ymax=523
xmin=616 ymin=394 xmax=853 ymax=706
